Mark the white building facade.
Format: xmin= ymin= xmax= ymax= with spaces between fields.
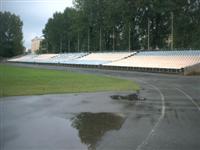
xmin=31 ymin=36 xmax=43 ymax=53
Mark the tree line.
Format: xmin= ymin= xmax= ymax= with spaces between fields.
xmin=0 ymin=12 xmax=24 ymax=58
xmin=41 ymin=0 xmax=200 ymax=53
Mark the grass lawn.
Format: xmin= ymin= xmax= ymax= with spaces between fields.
xmin=0 ymin=64 xmax=139 ymax=97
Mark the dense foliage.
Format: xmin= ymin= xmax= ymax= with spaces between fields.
xmin=42 ymin=0 xmax=200 ymax=53
xmin=0 ymin=12 xmax=24 ymax=57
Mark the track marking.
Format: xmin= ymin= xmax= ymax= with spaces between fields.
xmin=176 ymin=88 xmax=200 ymax=111
xmin=136 ymin=84 xmax=165 ymax=150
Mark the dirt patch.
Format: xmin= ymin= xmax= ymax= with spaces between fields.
xmin=110 ymin=92 xmax=145 ymax=101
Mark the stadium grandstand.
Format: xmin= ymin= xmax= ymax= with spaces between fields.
xmin=8 ymin=50 xmax=200 ymax=75
xmin=76 ymin=52 xmax=134 ymax=65
xmin=49 ymin=53 xmax=88 ymax=64
xmin=105 ymin=50 xmax=200 ymax=69
xmin=32 ymin=54 xmax=58 ymax=63
xmin=8 ymin=54 xmax=38 ymax=63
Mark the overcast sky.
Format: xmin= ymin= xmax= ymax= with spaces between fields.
xmin=0 ymin=0 xmax=73 ymax=49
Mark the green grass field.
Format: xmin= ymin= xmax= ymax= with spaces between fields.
xmin=0 ymin=64 xmax=139 ymax=97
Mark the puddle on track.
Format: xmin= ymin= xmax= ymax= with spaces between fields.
xmin=70 ymin=112 xmax=126 ymax=150
xmin=4 ymin=112 xmax=126 ymax=150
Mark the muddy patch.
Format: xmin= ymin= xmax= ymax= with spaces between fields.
xmin=110 ymin=92 xmax=145 ymax=101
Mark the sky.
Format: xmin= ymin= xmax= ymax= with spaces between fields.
xmin=0 ymin=0 xmax=73 ymax=49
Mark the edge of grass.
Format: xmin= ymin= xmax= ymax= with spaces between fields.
xmin=0 ymin=64 xmax=140 ymax=97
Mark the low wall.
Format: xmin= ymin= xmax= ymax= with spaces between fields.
xmin=184 ymin=63 xmax=200 ymax=75
xmin=8 ymin=61 xmax=184 ymax=75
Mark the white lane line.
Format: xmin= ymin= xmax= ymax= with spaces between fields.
xmin=176 ymin=88 xmax=200 ymax=111
xmin=136 ymin=84 xmax=165 ymax=150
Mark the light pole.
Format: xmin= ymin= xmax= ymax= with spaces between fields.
xmin=129 ymin=23 xmax=131 ymax=52
xmin=78 ymin=32 xmax=80 ymax=52
xmin=171 ymin=12 xmax=174 ymax=50
xmin=113 ymin=27 xmax=115 ymax=52
xmin=60 ymin=36 xmax=62 ymax=53
xmin=68 ymin=39 xmax=70 ymax=53
xmin=99 ymin=27 xmax=102 ymax=52
xmin=148 ymin=18 xmax=150 ymax=50
xmin=88 ymin=29 xmax=90 ymax=52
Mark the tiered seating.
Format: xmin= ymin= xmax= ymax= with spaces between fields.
xmin=32 ymin=54 xmax=58 ymax=63
xmin=137 ymin=50 xmax=200 ymax=56
xmin=79 ymin=52 xmax=133 ymax=61
xmin=105 ymin=50 xmax=200 ymax=69
xmin=8 ymin=51 xmax=200 ymax=72
xmin=51 ymin=53 xmax=88 ymax=64
xmin=77 ymin=52 xmax=134 ymax=65
xmin=8 ymin=54 xmax=37 ymax=62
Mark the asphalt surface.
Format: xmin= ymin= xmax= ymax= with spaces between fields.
xmin=0 ymin=63 xmax=200 ymax=150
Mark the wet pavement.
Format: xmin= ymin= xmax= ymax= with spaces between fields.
xmin=0 ymin=63 xmax=200 ymax=150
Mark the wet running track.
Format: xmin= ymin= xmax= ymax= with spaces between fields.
xmin=0 ymin=63 xmax=200 ymax=150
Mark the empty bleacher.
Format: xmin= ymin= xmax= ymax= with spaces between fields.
xmin=50 ymin=53 xmax=88 ymax=64
xmin=105 ymin=50 xmax=200 ymax=70
xmin=7 ymin=50 xmax=200 ymax=74
xmin=32 ymin=54 xmax=58 ymax=63
xmin=8 ymin=54 xmax=37 ymax=63
xmin=79 ymin=52 xmax=134 ymax=61
xmin=136 ymin=50 xmax=200 ymax=56
xmin=75 ymin=52 xmax=134 ymax=65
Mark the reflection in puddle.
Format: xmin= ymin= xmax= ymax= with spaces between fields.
xmin=71 ymin=112 xmax=126 ymax=150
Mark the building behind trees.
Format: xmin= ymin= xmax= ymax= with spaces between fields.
xmin=31 ymin=37 xmax=43 ymax=53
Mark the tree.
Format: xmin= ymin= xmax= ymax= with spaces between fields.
xmin=0 ymin=11 xmax=24 ymax=57
xmin=42 ymin=0 xmax=200 ymax=53
xmin=173 ymin=0 xmax=200 ymax=49
xmin=43 ymin=8 xmax=79 ymax=53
